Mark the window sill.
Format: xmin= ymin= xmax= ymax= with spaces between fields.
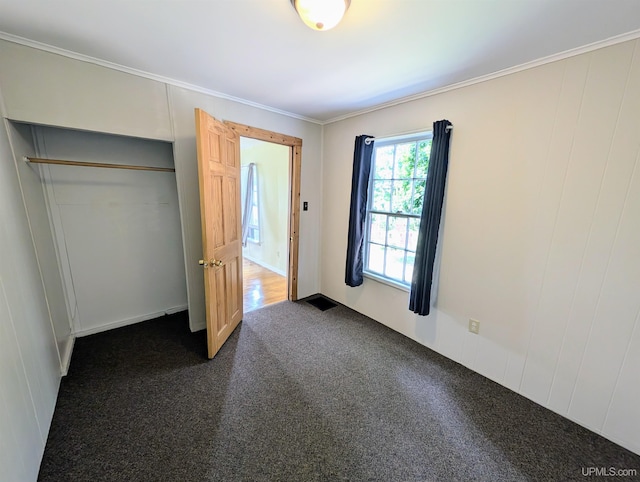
xmin=363 ymin=272 xmax=410 ymax=293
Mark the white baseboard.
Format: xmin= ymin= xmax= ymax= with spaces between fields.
xmin=60 ymin=335 xmax=75 ymax=376
xmin=74 ymin=304 xmax=188 ymax=338
xmin=165 ymin=305 xmax=188 ymax=315
xmin=243 ymin=254 xmax=286 ymax=277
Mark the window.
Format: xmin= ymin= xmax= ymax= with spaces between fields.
xmin=247 ymin=172 xmax=260 ymax=243
xmin=241 ymin=164 xmax=260 ymax=244
xmin=364 ymin=132 xmax=433 ymax=287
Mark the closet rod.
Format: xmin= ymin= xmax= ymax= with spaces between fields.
xmin=24 ymin=157 xmax=176 ymax=173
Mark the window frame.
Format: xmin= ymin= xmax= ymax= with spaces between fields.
xmin=363 ymin=131 xmax=433 ymax=290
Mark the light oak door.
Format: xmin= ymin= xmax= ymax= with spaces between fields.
xmin=195 ymin=108 xmax=243 ymax=359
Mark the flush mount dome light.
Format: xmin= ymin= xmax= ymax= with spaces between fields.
xmin=290 ymin=0 xmax=351 ymax=31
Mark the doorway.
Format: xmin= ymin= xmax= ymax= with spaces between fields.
xmin=225 ymin=121 xmax=302 ymax=310
xmin=240 ymin=138 xmax=289 ymax=312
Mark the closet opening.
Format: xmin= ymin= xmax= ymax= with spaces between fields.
xmin=14 ymin=121 xmax=187 ymax=342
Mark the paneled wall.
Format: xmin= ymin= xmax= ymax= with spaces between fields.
xmin=5 ymin=122 xmax=72 ymax=370
xmin=0 ymin=117 xmax=60 ymax=481
xmin=321 ymin=39 xmax=640 ymax=454
xmin=0 ymin=41 xmax=172 ymax=140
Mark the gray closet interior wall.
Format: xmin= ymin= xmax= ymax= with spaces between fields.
xmin=30 ymin=124 xmax=188 ymax=337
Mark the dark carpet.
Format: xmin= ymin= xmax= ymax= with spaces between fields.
xmin=38 ymin=301 xmax=640 ymax=481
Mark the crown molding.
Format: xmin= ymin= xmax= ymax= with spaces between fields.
xmin=0 ymin=31 xmax=324 ymax=125
xmin=323 ymin=28 xmax=640 ymax=125
xmin=2 ymin=27 xmax=640 ymax=127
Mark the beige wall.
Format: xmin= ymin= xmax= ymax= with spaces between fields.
xmin=0 ymin=41 xmax=172 ymax=140
xmin=241 ymin=138 xmax=289 ymax=275
xmin=321 ymin=39 xmax=640 ymax=455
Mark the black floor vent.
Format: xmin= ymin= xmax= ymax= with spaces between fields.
xmin=305 ymin=295 xmax=338 ymax=311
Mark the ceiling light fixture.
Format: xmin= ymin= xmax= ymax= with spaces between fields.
xmin=290 ymin=0 xmax=351 ymax=31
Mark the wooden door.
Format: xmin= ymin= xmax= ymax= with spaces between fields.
xmin=195 ymin=108 xmax=243 ymax=359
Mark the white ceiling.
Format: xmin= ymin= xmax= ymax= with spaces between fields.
xmin=1 ymin=0 xmax=640 ymax=123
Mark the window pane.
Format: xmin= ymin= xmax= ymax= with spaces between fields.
xmin=387 ymin=216 xmax=407 ymax=249
xmin=374 ymin=146 xmax=394 ymax=179
xmin=250 ymin=206 xmax=258 ymax=225
xmin=369 ymin=214 xmax=387 ymax=245
xmin=412 ymin=179 xmax=426 ymax=215
xmin=408 ymin=218 xmax=420 ymax=251
xmin=368 ymin=243 xmax=385 ymax=274
xmin=404 ymin=252 xmax=415 ymax=284
xmin=394 ymin=142 xmax=416 ymax=179
xmin=416 ymin=140 xmax=431 ymax=178
xmin=385 ymin=247 xmax=405 ymax=281
xmin=372 ymin=180 xmax=391 ymax=211
xmin=391 ymin=180 xmax=413 ymax=214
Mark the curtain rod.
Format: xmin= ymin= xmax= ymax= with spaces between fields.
xmin=364 ymin=125 xmax=453 ymax=145
xmin=24 ymin=157 xmax=176 ymax=173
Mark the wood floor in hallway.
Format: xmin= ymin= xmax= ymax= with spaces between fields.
xmin=243 ymin=258 xmax=287 ymax=312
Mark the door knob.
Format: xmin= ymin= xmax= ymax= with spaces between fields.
xmin=198 ymin=259 xmax=209 ymax=268
xmin=212 ymin=259 xmax=223 ymax=267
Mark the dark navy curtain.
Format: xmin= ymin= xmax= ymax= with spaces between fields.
xmin=409 ymin=120 xmax=452 ymax=315
xmin=345 ymin=135 xmax=375 ymax=287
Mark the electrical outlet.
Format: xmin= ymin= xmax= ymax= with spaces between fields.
xmin=469 ymin=319 xmax=480 ymax=334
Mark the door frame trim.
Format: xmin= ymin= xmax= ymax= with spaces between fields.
xmin=224 ymin=121 xmax=302 ymax=301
